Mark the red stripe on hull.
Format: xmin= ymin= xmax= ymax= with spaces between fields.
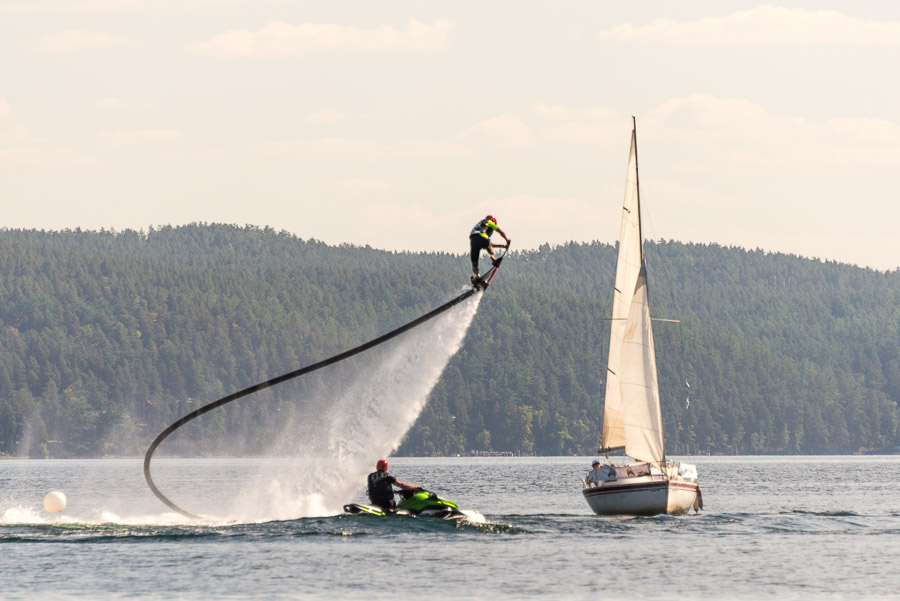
xmin=583 ymin=480 xmax=697 ymax=498
xmin=583 ymin=481 xmax=666 ymax=497
xmin=669 ymin=482 xmax=698 ymax=492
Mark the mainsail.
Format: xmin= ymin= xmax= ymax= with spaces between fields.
xmin=619 ymin=266 xmax=665 ymax=463
xmin=600 ymin=122 xmax=665 ymax=465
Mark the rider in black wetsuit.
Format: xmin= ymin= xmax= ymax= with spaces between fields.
xmin=367 ymin=459 xmax=419 ymax=512
xmin=469 ymin=214 xmax=511 ymax=281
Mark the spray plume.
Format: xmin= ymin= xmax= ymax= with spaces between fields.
xmin=226 ymin=290 xmax=482 ymax=521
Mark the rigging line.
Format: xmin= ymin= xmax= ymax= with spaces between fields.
xmin=629 ymin=148 xmax=693 ymax=456
xmin=631 ymin=169 xmax=692 ymax=410
xmin=144 ymin=249 xmax=509 ymax=520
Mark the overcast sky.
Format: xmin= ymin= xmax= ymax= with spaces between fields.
xmin=2 ymin=1 xmax=899 ymax=270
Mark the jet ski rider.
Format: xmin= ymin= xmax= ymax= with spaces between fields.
xmin=469 ymin=214 xmax=511 ymax=281
xmin=367 ymin=459 xmax=420 ymax=512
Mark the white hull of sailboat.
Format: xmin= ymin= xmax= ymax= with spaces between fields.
xmin=582 ymin=476 xmax=700 ymax=516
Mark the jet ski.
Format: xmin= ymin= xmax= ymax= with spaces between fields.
xmin=343 ymin=488 xmax=466 ymax=520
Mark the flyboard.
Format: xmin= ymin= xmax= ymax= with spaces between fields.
xmin=143 ymin=244 xmax=511 ymax=519
xmin=470 ymin=243 xmax=510 ymax=291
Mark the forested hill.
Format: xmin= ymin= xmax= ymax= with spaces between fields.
xmin=1 ymin=224 xmax=898 ymax=457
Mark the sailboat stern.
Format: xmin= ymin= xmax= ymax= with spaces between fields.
xmin=666 ymin=480 xmax=701 ymax=515
xmin=666 ymin=461 xmax=701 ymax=515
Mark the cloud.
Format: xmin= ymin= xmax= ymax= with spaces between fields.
xmin=95 ymin=97 xmax=125 ymax=109
xmin=479 ymin=194 xmax=607 ymax=247
xmin=97 ymin=129 xmax=184 ymax=146
xmin=644 ymin=94 xmax=900 ymax=173
xmin=0 ymin=147 xmax=101 ymax=167
xmin=541 ymin=117 xmax=622 ymax=145
xmin=193 ymin=19 xmax=453 ymax=58
xmin=2 ymin=0 xmax=247 ymax=11
xmin=0 ymin=122 xmax=31 ymax=146
xmin=252 ymin=138 xmax=396 ymax=161
xmin=585 ymin=107 xmax=620 ymax=122
xmin=532 ymin=103 xmax=572 ymax=120
xmin=825 ymin=117 xmax=899 ymax=143
xmin=307 ymin=109 xmax=348 ymax=124
xmin=458 ymin=114 xmax=536 ymax=149
xmin=450 ymin=98 xmax=900 ymax=257
xmin=381 ymin=97 xmax=900 ymax=182
xmin=461 ymin=106 xmax=621 ymax=147
xmin=158 ymin=149 xmax=226 ymax=163
xmin=36 ymin=30 xmax=128 ymax=54
xmin=0 ymin=99 xmax=100 ymax=167
xmin=250 ymin=137 xmax=468 ymax=161
xmin=0 ymin=123 xmax=99 ymax=166
xmin=599 ymin=4 xmax=900 ymax=47
xmin=331 ymin=177 xmax=390 ymax=197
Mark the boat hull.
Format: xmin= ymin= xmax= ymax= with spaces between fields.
xmin=582 ymin=477 xmax=700 ymax=516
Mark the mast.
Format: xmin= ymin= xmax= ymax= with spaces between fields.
xmin=632 ymin=116 xmax=643 ymax=267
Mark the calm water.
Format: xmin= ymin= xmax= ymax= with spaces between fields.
xmin=2 ymin=455 xmax=899 ymax=600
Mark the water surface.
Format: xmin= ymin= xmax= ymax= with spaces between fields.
xmin=2 ymin=456 xmax=898 ymax=600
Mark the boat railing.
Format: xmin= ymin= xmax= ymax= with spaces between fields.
xmin=585 ymin=463 xmax=656 ymax=487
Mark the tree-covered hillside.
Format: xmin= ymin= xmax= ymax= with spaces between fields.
xmin=0 ymin=224 xmax=897 ymax=457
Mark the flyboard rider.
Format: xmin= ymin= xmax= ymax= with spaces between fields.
xmin=367 ymin=459 xmax=419 ymax=512
xmin=469 ymin=215 xmax=511 ymax=284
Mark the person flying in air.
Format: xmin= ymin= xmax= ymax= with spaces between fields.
xmin=469 ymin=214 xmax=511 ymax=283
xmin=367 ymin=459 xmax=419 ymax=512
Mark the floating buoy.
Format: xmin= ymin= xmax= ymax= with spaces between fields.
xmin=43 ymin=491 xmax=67 ymax=513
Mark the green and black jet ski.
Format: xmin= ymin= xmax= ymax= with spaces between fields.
xmin=343 ymin=488 xmax=465 ymax=520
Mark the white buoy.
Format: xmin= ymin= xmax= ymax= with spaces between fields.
xmin=43 ymin=491 xmax=67 ymax=513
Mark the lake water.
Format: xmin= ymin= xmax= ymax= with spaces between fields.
xmin=2 ymin=455 xmax=899 ymax=600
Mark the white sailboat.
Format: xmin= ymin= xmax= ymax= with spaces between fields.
xmin=582 ymin=119 xmax=702 ymax=516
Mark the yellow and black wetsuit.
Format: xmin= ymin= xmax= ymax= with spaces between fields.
xmin=469 ymin=218 xmax=499 ymax=263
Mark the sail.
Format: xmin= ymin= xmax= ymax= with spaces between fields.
xmin=601 ymin=128 xmax=642 ymax=451
xmin=619 ymin=266 xmax=665 ymax=463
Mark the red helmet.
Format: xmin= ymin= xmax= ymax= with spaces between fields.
xmin=376 ymin=459 xmax=388 ymax=471
xmin=485 ymin=214 xmax=497 ymax=224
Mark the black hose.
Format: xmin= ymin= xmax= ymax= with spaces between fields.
xmin=143 ymin=260 xmax=506 ymax=519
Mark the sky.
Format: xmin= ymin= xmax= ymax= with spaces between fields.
xmin=2 ymin=1 xmax=900 ymax=270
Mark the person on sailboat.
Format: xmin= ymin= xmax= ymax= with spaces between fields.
xmin=586 ymin=460 xmax=604 ymax=487
xmin=469 ymin=215 xmax=510 ymax=281
xmin=367 ymin=459 xmax=419 ymax=512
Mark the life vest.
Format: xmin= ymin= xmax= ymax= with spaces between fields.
xmin=367 ymin=471 xmax=395 ymax=505
xmin=470 ymin=219 xmax=497 ymax=239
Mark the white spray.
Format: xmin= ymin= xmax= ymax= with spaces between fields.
xmin=227 ymin=289 xmax=483 ymax=521
xmin=0 ymin=290 xmax=483 ymax=527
